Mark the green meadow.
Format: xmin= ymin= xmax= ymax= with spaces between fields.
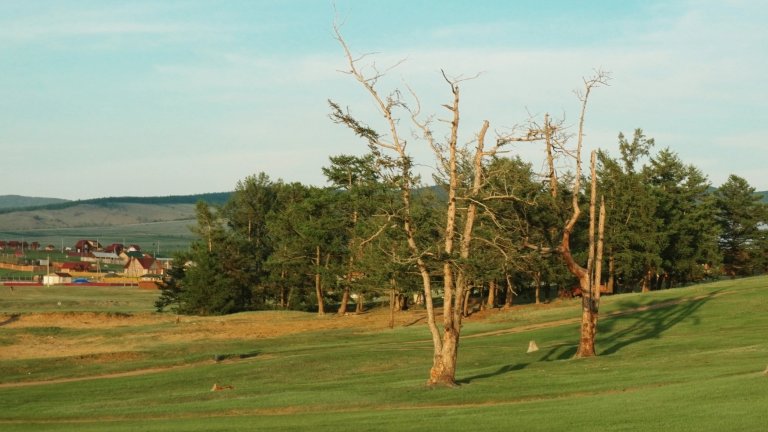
xmin=1 ymin=277 xmax=766 ymax=431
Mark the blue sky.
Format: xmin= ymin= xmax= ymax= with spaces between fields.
xmin=1 ymin=0 xmax=766 ymax=200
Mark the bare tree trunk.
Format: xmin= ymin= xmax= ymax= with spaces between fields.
xmin=337 ymin=253 xmax=354 ymax=315
xmin=429 ymin=118 xmax=492 ymax=386
xmin=549 ymin=72 xmax=608 ymax=359
xmin=462 ymin=289 xmax=472 ymax=317
xmin=642 ymin=269 xmax=651 ymax=293
xmin=534 ymin=271 xmax=542 ymax=305
xmin=332 ymin=27 xmax=535 ymax=387
xmin=338 ymin=287 xmax=350 ymax=315
xmin=607 ymin=252 xmax=615 ymax=294
xmin=389 ymin=278 xmax=396 ymax=329
xmin=504 ymin=272 xmax=515 ymax=308
xmin=575 ymin=152 xmax=607 ymax=357
xmin=279 ymin=269 xmax=287 ymax=308
xmin=355 ymin=292 xmax=364 ymax=314
xmin=487 ymin=280 xmax=497 ymax=309
xmin=414 ymin=291 xmax=424 ymax=306
xmin=314 ymin=245 xmax=324 ymax=315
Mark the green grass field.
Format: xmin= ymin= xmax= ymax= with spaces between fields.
xmin=1 ymin=277 xmax=766 ymax=431
xmin=0 ymin=219 xmax=195 ymax=256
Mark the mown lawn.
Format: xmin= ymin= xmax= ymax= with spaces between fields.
xmin=0 ymin=277 xmax=766 ymax=431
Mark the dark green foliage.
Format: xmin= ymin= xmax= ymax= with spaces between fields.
xmin=597 ymin=130 xmax=662 ymax=291
xmin=645 ymin=149 xmax=720 ymax=286
xmin=154 ymin=257 xmax=188 ymax=313
xmin=180 ymin=244 xmax=251 ymax=315
xmin=157 ymin=134 xmax=766 ymax=316
xmin=714 ymin=175 xmax=768 ymax=276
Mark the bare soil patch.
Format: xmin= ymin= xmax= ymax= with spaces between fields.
xmin=0 ymin=308 xmax=429 ymax=361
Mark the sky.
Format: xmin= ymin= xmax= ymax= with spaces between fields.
xmin=1 ymin=0 xmax=766 ymax=200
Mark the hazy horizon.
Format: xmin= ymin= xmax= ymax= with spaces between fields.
xmin=2 ymin=0 xmax=766 ymax=200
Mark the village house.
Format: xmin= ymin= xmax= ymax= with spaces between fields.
xmin=155 ymin=257 xmax=174 ymax=272
xmin=6 ymin=240 xmax=28 ymax=250
xmin=104 ymin=243 xmax=125 ymax=254
xmin=43 ymin=272 xmax=73 ymax=286
xmin=119 ymin=250 xmax=144 ymax=264
xmin=124 ymin=256 xmax=165 ymax=277
xmin=58 ymin=261 xmax=94 ymax=272
xmin=74 ymin=239 xmax=102 ymax=254
xmin=83 ymin=251 xmax=123 ymax=265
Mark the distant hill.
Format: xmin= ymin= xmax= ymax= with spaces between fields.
xmin=0 ymin=192 xmax=231 ymax=214
xmin=0 ymin=195 xmax=69 ymax=210
xmin=759 ymin=191 xmax=768 ymax=203
xmin=0 ymin=192 xmax=232 ymax=231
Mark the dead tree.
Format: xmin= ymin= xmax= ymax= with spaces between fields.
xmin=548 ymin=71 xmax=610 ymax=358
xmin=330 ymin=25 xmax=541 ymax=386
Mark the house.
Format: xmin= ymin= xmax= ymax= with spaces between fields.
xmin=84 ymin=251 xmax=123 ymax=265
xmin=66 ymin=250 xmax=90 ymax=259
xmin=7 ymin=240 xmax=28 ymax=250
xmin=155 ymin=257 xmax=174 ymax=271
xmin=124 ymin=256 xmax=165 ymax=277
xmin=104 ymin=243 xmax=124 ymax=254
xmin=127 ymin=244 xmax=142 ymax=252
xmin=119 ymin=250 xmax=145 ymax=264
xmin=0 ymin=241 xmax=6 ymax=250
xmin=30 ymin=242 xmax=41 ymax=251
xmin=59 ymin=261 xmax=93 ymax=272
xmin=74 ymin=239 xmax=102 ymax=254
xmin=43 ymin=272 xmax=73 ymax=286
xmin=45 ymin=244 xmax=56 ymax=251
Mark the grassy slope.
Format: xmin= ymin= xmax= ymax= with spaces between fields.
xmin=0 ymin=193 xmax=232 ymax=253
xmin=0 ymin=277 xmax=766 ymax=431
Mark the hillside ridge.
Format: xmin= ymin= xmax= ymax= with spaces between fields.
xmin=0 ymin=193 xmax=232 ymax=232
xmin=0 ymin=195 xmax=69 ymax=210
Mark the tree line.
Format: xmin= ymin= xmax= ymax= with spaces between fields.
xmin=156 ymin=28 xmax=768 ymax=386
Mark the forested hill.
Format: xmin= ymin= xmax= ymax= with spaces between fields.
xmin=0 ymin=192 xmax=232 ymax=214
xmin=0 ymin=195 xmax=69 ymax=210
xmin=0 ymin=192 xmax=233 ymax=231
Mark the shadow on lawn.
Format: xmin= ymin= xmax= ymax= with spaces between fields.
xmin=213 ymin=351 xmax=260 ymax=362
xmin=598 ymin=290 xmax=721 ymax=355
xmin=0 ymin=313 xmax=20 ymax=327
xmin=457 ymin=362 xmax=529 ymax=384
xmin=537 ymin=290 xmax=721 ymax=360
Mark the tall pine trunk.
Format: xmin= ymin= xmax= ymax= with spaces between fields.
xmin=337 ymin=287 xmax=350 ymax=315
xmin=314 ymin=246 xmax=325 ymax=315
xmin=487 ymin=280 xmax=497 ymax=309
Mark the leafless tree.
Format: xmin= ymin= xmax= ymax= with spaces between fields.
xmin=547 ymin=71 xmax=610 ymax=357
xmin=329 ymin=24 xmax=543 ymax=386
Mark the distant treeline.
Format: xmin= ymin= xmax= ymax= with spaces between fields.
xmin=0 ymin=192 xmax=233 ymax=214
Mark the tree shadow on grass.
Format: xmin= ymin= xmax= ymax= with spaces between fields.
xmin=213 ymin=351 xmax=260 ymax=362
xmin=0 ymin=314 xmax=20 ymax=327
xmin=457 ymin=362 xmax=529 ymax=384
xmin=597 ymin=290 xmax=721 ymax=356
xmin=540 ymin=344 xmax=578 ymax=361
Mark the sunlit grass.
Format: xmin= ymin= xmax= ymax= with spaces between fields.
xmin=0 ymin=276 xmax=766 ymax=431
